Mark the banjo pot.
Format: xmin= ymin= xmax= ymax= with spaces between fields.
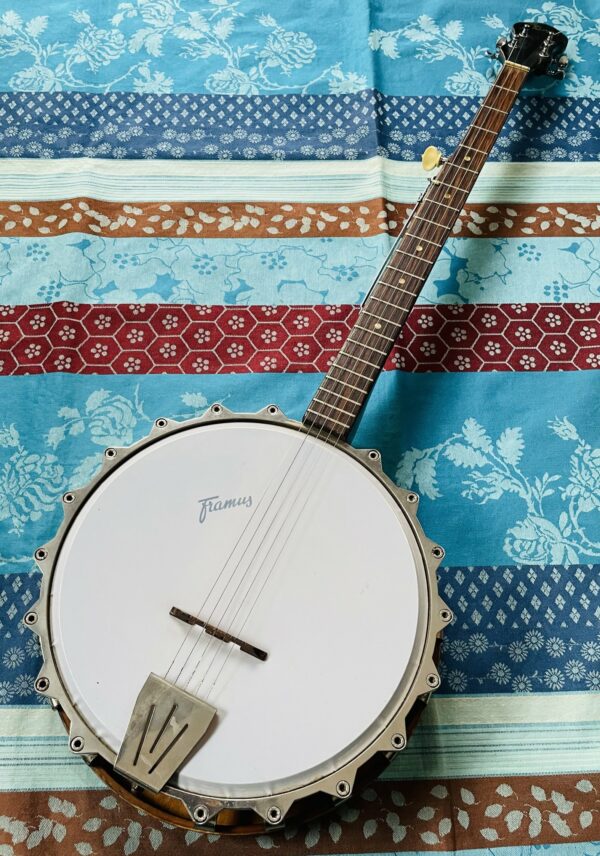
xmin=28 ymin=404 xmax=447 ymax=832
xmin=25 ymin=20 xmax=568 ymax=834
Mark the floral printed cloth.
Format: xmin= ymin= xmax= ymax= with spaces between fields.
xmin=0 ymin=1 xmax=599 ymax=854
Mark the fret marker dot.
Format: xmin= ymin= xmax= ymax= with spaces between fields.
xmin=416 ymin=245 xmax=423 ymax=251
xmin=399 ymin=278 xmax=406 ymax=284
xmin=464 ymin=156 xmax=471 ymax=162
xmin=374 ymin=322 xmax=382 ymax=330
xmin=444 ymin=193 xmax=451 ymax=199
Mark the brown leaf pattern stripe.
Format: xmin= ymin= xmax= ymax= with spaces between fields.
xmin=1 ymin=776 xmax=599 ymax=854
xmin=0 ymin=200 xmax=596 ymax=238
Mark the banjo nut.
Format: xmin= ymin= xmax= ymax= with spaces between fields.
xmin=431 ymin=545 xmax=445 ymax=560
xmin=105 ymin=448 xmax=117 ymax=459
xmin=211 ymin=404 xmax=222 ymax=415
xmin=24 ymin=611 xmax=37 ymax=626
xmin=192 ymin=805 xmax=209 ymax=825
xmin=440 ymin=608 xmax=453 ymax=623
xmin=267 ymin=405 xmax=279 ymax=415
xmin=35 ymin=676 xmax=49 ymax=692
xmin=266 ymin=806 xmax=282 ymax=825
xmin=69 ymin=736 xmax=85 ymax=753
xmin=391 ymin=733 xmax=406 ymax=750
xmin=336 ymin=780 xmax=351 ymax=797
xmin=34 ymin=548 xmax=47 ymax=561
xmin=367 ymin=450 xmax=380 ymax=461
xmin=63 ymin=492 xmax=75 ymax=504
xmin=155 ymin=418 xmax=168 ymax=429
xmin=426 ymin=673 xmax=441 ymax=689
xmin=406 ymin=493 xmax=418 ymax=504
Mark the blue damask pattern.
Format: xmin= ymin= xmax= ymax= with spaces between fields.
xmin=0 ymin=0 xmax=597 ymax=97
xmin=0 ymin=92 xmax=596 ymax=160
xmin=2 ymin=565 xmax=599 ymax=702
xmin=1 ymin=372 xmax=599 ymax=569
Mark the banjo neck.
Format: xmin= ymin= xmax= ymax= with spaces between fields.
xmin=303 ymin=59 xmax=529 ymax=440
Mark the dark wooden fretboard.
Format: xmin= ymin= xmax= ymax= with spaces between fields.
xmin=303 ymin=60 xmax=528 ymax=440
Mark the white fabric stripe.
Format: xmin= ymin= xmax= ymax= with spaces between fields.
xmin=1 ymin=695 xmax=597 ymax=790
xmin=0 ymin=158 xmax=596 ymax=203
xmin=386 ymin=721 xmax=600 ymax=780
xmin=422 ymin=692 xmax=600 ymax=725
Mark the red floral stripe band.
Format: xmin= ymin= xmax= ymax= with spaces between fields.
xmin=1 ymin=302 xmax=599 ymax=375
xmin=0 ymin=774 xmax=598 ymax=852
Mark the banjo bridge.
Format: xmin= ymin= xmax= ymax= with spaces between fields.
xmin=170 ymin=605 xmax=268 ymax=661
xmin=114 ymin=673 xmax=217 ymax=793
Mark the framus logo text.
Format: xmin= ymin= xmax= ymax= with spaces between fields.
xmin=198 ymin=495 xmax=253 ymax=524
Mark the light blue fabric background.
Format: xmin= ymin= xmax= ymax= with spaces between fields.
xmin=0 ymin=235 xmax=598 ymax=305
xmin=0 ymin=0 xmax=596 ymax=96
xmin=1 ymin=370 xmax=599 ymax=569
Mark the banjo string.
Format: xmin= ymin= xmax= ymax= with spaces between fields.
xmin=164 ymin=426 xmax=318 ymax=683
xmin=187 ymin=439 xmax=332 ymax=695
xmin=173 ymin=58 xmax=523 ymax=695
xmin=175 ymin=438 xmax=327 ymax=687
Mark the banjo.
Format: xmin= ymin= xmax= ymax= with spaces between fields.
xmin=26 ymin=22 xmax=568 ymax=834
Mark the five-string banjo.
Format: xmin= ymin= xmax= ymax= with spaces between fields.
xmin=26 ymin=22 xmax=568 ymax=834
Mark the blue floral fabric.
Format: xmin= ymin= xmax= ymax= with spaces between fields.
xmin=0 ymin=1 xmax=597 ymax=97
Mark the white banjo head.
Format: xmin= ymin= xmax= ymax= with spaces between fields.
xmin=28 ymin=405 xmax=448 ymax=830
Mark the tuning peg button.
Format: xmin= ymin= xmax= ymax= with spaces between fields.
xmin=421 ymin=145 xmax=444 ymax=171
xmin=547 ymin=55 xmax=569 ymax=80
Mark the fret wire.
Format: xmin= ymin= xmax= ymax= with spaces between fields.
xmin=360 ymin=308 xmax=396 ymax=324
xmin=384 ymin=263 xmax=427 ymax=280
xmin=311 ymin=395 xmax=358 ymax=416
xmin=413 ymin=214 xmax=449 ymax=228
xmin=461 ymin=74 xmax=519 ymax=143
xmin=338 ymin=346 xmax=387 ymax=369
xmin=441 ymin=162 xmax=480 ymax=176
xmin=470 ymin=124 xmax=497 ymax=134
xmin=376 ymin=280 xmax=419 ymax=296
xmin=322 ymin=375 xmax=369 ymax=396
xmin=419 ymin=197 xmax=461 ymax=213
xmin=316 ymin=388 xmax=362 ymax=407
xmin=479 ymin=103 xmax=508 ymax=115
xmin=404 ymin=233 xmax=442 ymax=246
xmin=368 ymin=295 xmax=410 ymax=311
xmin=345 ymin=336 xmax=388 ymax=356
xmin=353 ymin=323 xmax=396 ymax=342
xmin=330 ymin=363 xmax=376 ymax=381
xmin=430 ymin=179 xmax=469 ymax=194
xmin=336 ymin=351 xmax=381 ymax=370
xmin=305 ymin=406 xmax=350 ymax=430
xmin=491 ymin=82 xmax=519 ymax=94
xmin=457 ymin=143 xmax=491 ymax=156
xmin=396 ymin=247 xmax=436 ymax=262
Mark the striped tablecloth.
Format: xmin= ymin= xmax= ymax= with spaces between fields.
xmin=0 ymin=1 xmax=599 ymax=853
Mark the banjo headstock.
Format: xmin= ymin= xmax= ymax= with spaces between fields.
xmin=496 ymin=21 xmax=569 ymax=78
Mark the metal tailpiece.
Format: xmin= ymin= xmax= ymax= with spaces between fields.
xmin=114 ymin=673 xmax=217 ymax=793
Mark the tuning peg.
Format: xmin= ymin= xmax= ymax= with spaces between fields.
xmin=496 ymin=36 xmax=508 ymax=50
xmin=421 ymin=145 xmax=444 ymax=171
xmin=547 ymin=54 xmax=569 ymax=80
